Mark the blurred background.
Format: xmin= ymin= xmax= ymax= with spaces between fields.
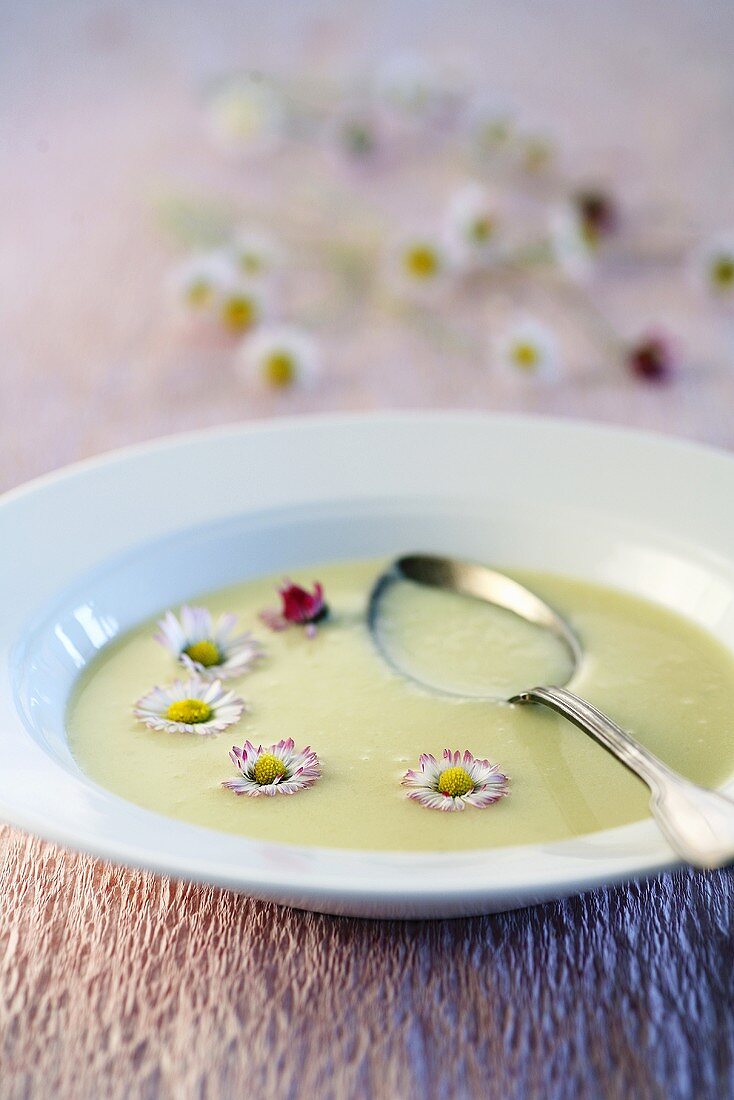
xmin=2 ymin=0 xmax=734 ymax=492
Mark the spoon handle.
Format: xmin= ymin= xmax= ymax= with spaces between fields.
xmin=511 ymin=685 xmax=734 ymax=869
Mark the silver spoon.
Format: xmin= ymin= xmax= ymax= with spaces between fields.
xmin=369 ymin=553 xmax=734 ymax=869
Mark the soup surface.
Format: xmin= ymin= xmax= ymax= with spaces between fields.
xmin=67 ymin=559 xmax=734 ymax=851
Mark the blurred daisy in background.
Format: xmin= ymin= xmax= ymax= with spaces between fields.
xmin=238 ymin=324 xmax=321 ymax=390
xmin=495 ymin=316 xmax=561 ymax=381
xmin=549 ymin=204 xmax=596 ymax=281
xmin=206 ymin=74 xmax=286 ymax=159
xmin=325 ymin=102 xmax=389 ymax=171
xmin=625 ymin=327 xmax=677 ymax=384
xmin=519 ymin=130 xmax=555 ymax=175
xmin=572 ymin=188 xmax=618 ymax=247
xmin=168 ymin=249 xmax=236 ymax=311
xmin=463 ymin=94 xmax=515 ymax=159
xmin=216 ymin=273 xmax=273 ymax=334
xmin=695 ymin=234 xmax=734 ymax=306
xmin=228 ymin=227 xmax=284 ymax=281
xmin=445 ymin=182 xmax=501 ymax=270
xmin=374 ymin=54 xmax=462 ymax=133
xmin=388 ymin=232 xmax=453 ymax=301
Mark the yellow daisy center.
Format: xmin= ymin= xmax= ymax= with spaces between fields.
xmin=166 ymin=698 xmax=212 ymax=724
xmin=524 ymin=139 xmax=552 ymax=174
xmin=183 ymin=640 xmax=221 ymax=668
xmin=404 ymin=245 xmax=439 ymax=279
xmin=437 ymin=766 xmax=475 ymax=798
xmin=470 ymin=216 xmax=494 ymax=243
xmin=239 ymin=253 xmax=263 ymax=275
xmin=253 ymin=752 xmax=287 ymax=785
xmin=221 ymin=295 xmax=258 ymax=331
xmin=186 ymin=279 xmax=213 ymax=307
xmin=263 ymin=351 xmax=296 ymax=388
xmin=480 ymin=120 xmax=510 ymax=147
xmin=512 ymin=341 xmax=540 ymax=370
xmin=712 ymin=256 xmax=734 ymax=289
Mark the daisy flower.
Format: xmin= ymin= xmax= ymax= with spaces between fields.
xmin=572 ymin=188 xmax=618 ymax=246
xmin=695 ymin=235 xmax=734 ymax=303
xmin=215 ymin=274 xmax=272 ymax=334
xmin=237 ymin=325 xmax=321 ymax=390
xmin=549 ymin=204 xmax=595 ymax=281
xmin=626 ymin=328 xmax=677 ymax=383
xmin=223 ymin=738 xmax=321 ymax=797
xmin=155 ymin=605 xmax=263 ymax=680
xmin=445 ymin=183 xmax=500 ymax=269
xmin=519 ymin=131 xmax=555 ymax=175
xmin=388 ymin=233 xmax=453 ymax=301
xmin=402 ymin=749 xmax=509 ymax=811
xmin=134 ymin=676 xmax=246 ymax=736
xmin=168 ymin=249 xmax=237 ymax=311
xmin=463 ymin=95 xmax=515 ymax=156
xmin=206 ymin=75 xmax=286 ymax=159
xmin=325 ymin=103 xmax=388 ymax=170
xmin=495 ymin=317 xmax=561 ymax=381
xmin=229 ymin=227 xmax=283 ymax=280
xmin=260 ymin=580 xmax=328 ymax=637
xmin=374 ymin=54 xmax=461 ymax=131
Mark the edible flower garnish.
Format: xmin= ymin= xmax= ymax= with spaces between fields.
xmin=169 ymin=249 xmax=235 ymax=310
xmin=216 ymin=276 xmax=271 ymax=333
xmin=238 ymin=324 xmax=321 ymax=390
xmin=155 ymin=605 xmax=263 ymax=681
xmin=445 ymin=182 xmax=500 ymax=269
xmin=402 ymin=749 xmax=509 ymax=811
xmin=388 ymin=233 xmax=452 ymax=301
xmin=223 ymin=738 xmax=321 ymax=797
xmin=229 ymin=227 xmax=283 ymax=280
xmin=496 ymin=317 xmax=561 ymax=381
xmin=134 ymin=676 xmax=246 ymax=735
xmin=260 ymin=580 xmax=328 ymax=637
xmin=696 ymin=234 xmax=734 ymax=303
xmin=206 ymin=74 xmax=286 ymax=160
xmin=572 ymin=188 xmax=618 ymax=246
xmin=626 ymin=329 xmax=676 ymax=383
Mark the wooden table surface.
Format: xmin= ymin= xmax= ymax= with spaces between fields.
xmin=2 ymin=3 xmax=734 ymax=1097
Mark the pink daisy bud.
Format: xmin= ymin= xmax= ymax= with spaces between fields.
xmin=260 ymin=580 xmax=329 ymax=637
xmin=627 ymin=331 xmax=676 ymax=383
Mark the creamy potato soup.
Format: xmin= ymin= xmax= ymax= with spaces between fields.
xmin=67 ymin=559 xmax=734 ymax=851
